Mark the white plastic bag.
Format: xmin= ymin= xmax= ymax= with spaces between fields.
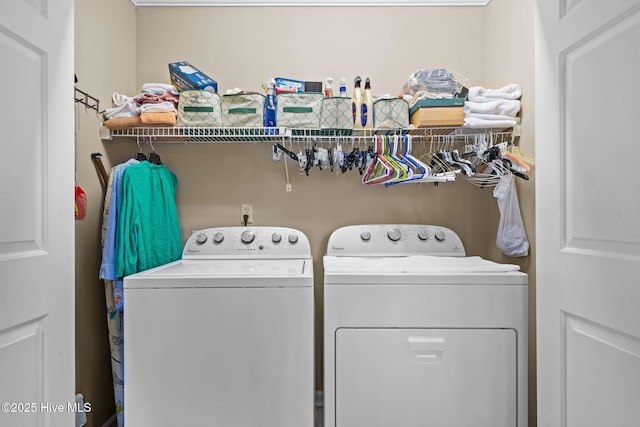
xmin=493 ymin=174 xmax=529 ymax=257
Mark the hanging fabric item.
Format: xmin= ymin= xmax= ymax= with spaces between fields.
xmin=493 ymin=173 xmax=529 ymax=257
xmin=75 ymin=185 xmax=87 ymax=220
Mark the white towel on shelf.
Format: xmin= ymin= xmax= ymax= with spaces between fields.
xmin=139 ymin=101 xmax=177 ymax=113
xmin=463 ymin=116 xmax=518 ymax=129
xmin=142 ymin=83 xmax=179 ymax=96
xmin=465 ymin=99 xmax=521 ymax=117
xmin=103 ymin=102 xmax=140 ymax=119
xmin=468 ymin=84 xmax=521 ymax=102
xmin=465 ymin=113 xmax=522 ymax=122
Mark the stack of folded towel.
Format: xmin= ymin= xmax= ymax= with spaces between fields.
xmin=463 ymin=84 xmax=521 ymax=129
xmin=103 ymin=83 xmax=179 ymax=130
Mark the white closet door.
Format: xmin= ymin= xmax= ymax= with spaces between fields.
xmin=536 ymin=0 xmax=640 ymax=426
xmin=0 ymin=1 xmax=75 ymax=426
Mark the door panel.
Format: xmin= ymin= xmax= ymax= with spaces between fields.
xmin=0 ymin=1 xmax=74 ymax=426
xmin=536 ymin=0 xmax=640 ymax=426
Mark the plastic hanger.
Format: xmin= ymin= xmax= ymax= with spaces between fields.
xmin=363 ymin=136 xmax=393 ymax=185
xmin=135 ymin=138 xmax=147 ymax=161
xmin=148 ymin=139 xmax=161 ymax=165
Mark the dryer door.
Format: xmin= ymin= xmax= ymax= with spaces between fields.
xmin=335 ymin=328 xmax=517 ymax=427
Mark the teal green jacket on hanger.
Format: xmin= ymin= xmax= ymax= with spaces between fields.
xmin=114 ymin=161 xmax=181 ymax=279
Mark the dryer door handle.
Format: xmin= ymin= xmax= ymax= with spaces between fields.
xmin=408 ymin=336 xmax=444 ymax=364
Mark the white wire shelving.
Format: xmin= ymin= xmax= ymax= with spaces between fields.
xmin=104 ymin=125 xmax=516 ymax=145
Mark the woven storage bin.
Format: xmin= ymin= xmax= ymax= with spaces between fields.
xmin=277 ymin=92 xmax=323 ymax=128
xmin=373 ymin=97 xmax=409 ymax=129
xmin=177 ymin=90 xmax=222 ymax=127
xmin=320 ymin=97 xmax=352 ymax=130
xmin=221 ymin=93 xmax=265 ymax=127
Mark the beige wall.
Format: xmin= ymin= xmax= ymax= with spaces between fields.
xmin=486 ymin=1 xmax=536 ymax=425
xmin=75 ymin=0 xmax=136 ymax=425
xmin=75 ymin=2 xmax=536 ymax=426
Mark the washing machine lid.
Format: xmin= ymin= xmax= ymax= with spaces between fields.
xmin=323 ymin=255 xmax=527 ymax=285
xmin=124 ymin=258 xmax=313 ymax=288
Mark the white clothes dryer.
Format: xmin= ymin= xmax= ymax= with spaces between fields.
xmin=124 ymin=226 xmax=314 ymax=427
xmin=323 ymin=224 xmax=527 ymax=427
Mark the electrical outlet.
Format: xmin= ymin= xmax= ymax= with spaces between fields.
xmin=241 ymin=204 xmax=253 ymax=225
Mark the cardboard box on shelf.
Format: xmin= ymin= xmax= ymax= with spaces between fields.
xmin=169 ymin=61 xmax=218 ymax=92
xmin=409 ymin=98 xmax=465 ymax=127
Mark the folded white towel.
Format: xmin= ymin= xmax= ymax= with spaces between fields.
xmin=469 ymin=84 xmax=521 ymax=102
xmin=142 ymin=83 xmax=179 ymax=96
xmin=104 ymin=102 xmax=140 ymax=119
xmin=465 ymin=112 xmax=522 ymax=122
xmin=139 ymin=102 xmax=177 ymax=113
xmin=112 ymin=92 xmax=135 ymax=108
xmin=463 ymin=116 xmax=518 ymax=129
xmin=465 ymin=99 xmax=521 ymax=117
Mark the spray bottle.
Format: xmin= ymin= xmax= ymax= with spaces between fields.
xmin=324 ymin=77 xmax=334 ymax=97
xmin=362 ymin=77 xmax=373 ymax=129
xmin=352 ymin=76 xmax=363 ymax=129
xmin=339 ymin=77 xmax=348 ymax=97
xmin=263 ymin=78 xmax=277 ymax=128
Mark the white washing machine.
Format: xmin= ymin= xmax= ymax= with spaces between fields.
xmin=124 ymin=226 xmax=314 ymax=427
xmin=323 ymin=224 xmax=527 ymax=427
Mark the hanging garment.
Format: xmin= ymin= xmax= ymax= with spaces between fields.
xmin=493 ymin=173 xmax=529 ymax=257
xmin=114 ymin=161 xmax=182 ymax=279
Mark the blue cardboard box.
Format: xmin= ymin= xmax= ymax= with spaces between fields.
xmin=169 ymin=61 xmax=218 ymax=93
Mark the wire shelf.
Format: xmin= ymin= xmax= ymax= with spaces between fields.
xmin=105 ymin=126 xmax=514 ymax=145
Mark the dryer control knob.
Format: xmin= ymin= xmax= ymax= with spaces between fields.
xmin=195 ymin=233 xmax=208 ymax=245
xmin=213 ymin=232 xmax=224 ymax=244
xmin=434 ymin=230 xmax=446 ymax=241
xmin=417 ymin=230 xmax=429 ymax=241
xmin=360 ymin=231 xmax=371 ymax=241
xmin=387 ymin=228 xmax=402 ymax=242
xmin=272 ymin=233 xmax=282 ymax=243
xmin=240 ymin=230 xmax=256 ymax=244
xmin=288 ymin=234 xmax=299 ymax=244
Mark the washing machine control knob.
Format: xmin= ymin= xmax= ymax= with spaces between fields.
xmin=387 ymin=228 xmax=402 ymax=242
xmin=434 ymin=230 xmax=446 ymax=241
xmin=288 ymin=233 xmax=299 ymax=244
xmin=272 ymin=233 xmax=282 ymax=243
xmin=195 ymin=233 xmax=208 ymax=245
xmin=212 ymin=232 xmax=224 ymax=244
xmin=417 ymin=230 xmax=429 ymax=241
xmin=240 ymin=230 xmax=256 ymax=244
xmin=360 ymin=231 xmax=371 ymax=241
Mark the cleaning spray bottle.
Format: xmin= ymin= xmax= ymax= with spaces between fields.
xmin=324 ymin=77 xmax=334 ymax=97
xmin=263 ymin=78 xmax=277 ymax=128
xmin=352 ymin=76 xmax=363 ymax=129
xmin=362 ymin=77 xmax=373 ymax=129
xmin=339 ymin=77 xmax=348 ymax=97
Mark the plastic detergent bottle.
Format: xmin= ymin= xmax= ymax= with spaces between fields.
xmin=325 ymin=77 xmax=334 ymax=97
xmin=352 ymin=76 xmax=363 ymax=129
xmin=362 ymin=77 xmax=373 ymax=129
xmin=263 ymin=78 xmax=277 ymax=128
xmin=339 ymin=77 xmax=348 ymax=97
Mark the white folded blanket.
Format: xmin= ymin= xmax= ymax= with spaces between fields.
xmin=139 ymin=102 xmax=177 ymax=113
xmin=469 ymin=84 xmax=521 ymax=102
xmin=104 ymin=102 xmax=140 ymax=119
xmin=465 ymin=99 xmax=521 ymax=117
xmin=465 ymin=113 xmax=521 ymax=122
xmin=142 ymin=83 xmax=179 ymax=96
xmin=463 ymin=117 xmax=518 ymax=129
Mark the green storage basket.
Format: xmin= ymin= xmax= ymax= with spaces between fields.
xmin=373 ymin=97 xmax=409 ymax=129
xmin=177 ymin=90 xmax=222 ymax=127
xmin=221 ymin=92 xmax=265 ymax=127
xmin=277 ymin=92 xmax=323 ymax=128
xmin=320 ymin=97 xmax=352 ymax=130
